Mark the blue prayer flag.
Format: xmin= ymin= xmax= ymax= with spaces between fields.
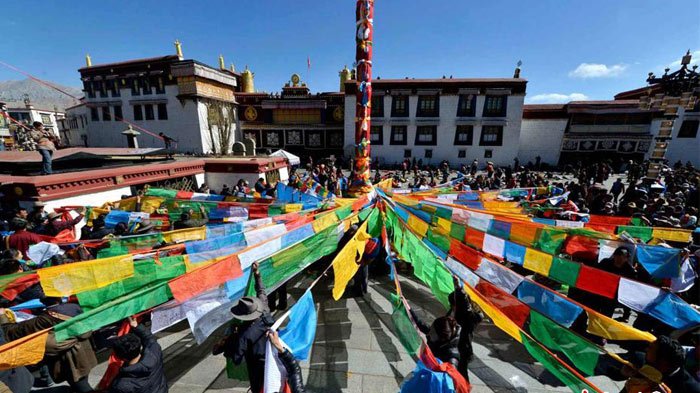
xmin=279 ymin=290 xmax=317 ymax=360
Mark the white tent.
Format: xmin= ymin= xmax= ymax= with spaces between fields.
xmin=270 ymin=149 xmax=301 ymax=166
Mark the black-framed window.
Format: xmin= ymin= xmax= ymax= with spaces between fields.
xmin=371 ymin=96 xmax=384 ymax=118
xmin=424 ymin=149 xmax=433 ymax=158
xmin=90 ymin=107 xmax=99 ymax=121
xmin=285 ymin=129 xmax=303 ymax=145
xmin=483 ymin=95 xmax=507 ymax=117
xmin=678 ymin=120 xmax=699 ymax=138
xmin=131 ymin=78 xmax=141 ymax=96
xmin=370 ymin=125 xmax=383 ymax=145
xmin=457 ymin=94 xmax=476 ymax=117
xmin=94 ymin=81 xmax=106 ymax=98
xmin=458 ymin=149 xmax=466 ymax=158
xmin=133 ymin=105 xmax=143 ymax=121
xmin=327 ymin=130 xmax=344 ymax=148
xmin=101 ymin=106 xmax=111 ymax=121
xmin=109 ymin=80 xmax=120 ymax=97
xmin=305 ymin=130 xmax=325 ymax=148
xmin=417 ymin=95 xmax=439 ymax=117
xmin=144 ymin=104 xmax=154 ymax=120
xmin=113 ymin=105 xmax=123 ymax=120
xmin=454 ymin=125 xmax=474 ymax=145
xmin=157 ymin=103 xmax=168 ymax=120
xmin=404 ymin=149 xmax=412 ymax=158
xmin=142 ymin=78 xmax=152 ymax=95
xmin=390 ymin=125 xmax=407 ymax=145
xmin=415 ymin=125 xmax=437 ymax=145
xmin=484 ymin=150 xmax=493 ymax=158
xmin=155 ymin=77 xmax=165 ymax=94
xmin=479 ymin=125 xmax=503 ymax=146
xmin=391 ymin=96 xmax=408 ymax=117
xmin=264 ymin=130 xmax=283 ymax=147
xmin=84 ymin=81 xmax=95 ymax=98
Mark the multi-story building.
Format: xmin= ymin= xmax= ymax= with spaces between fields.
xmin=237 ymin=71 xmax=345 ymax=161
xmin=58 ymin=102 xmax=89 ymax=147
xmin=519 ymin=91 xmax=700 ymax=168
xmin=73 ymin=43 xmax=240 ymax=154
xmin=344 ymin=76 xmax=527 ymax=167
xmin=6 ymin=100 xmax=64 ymax=136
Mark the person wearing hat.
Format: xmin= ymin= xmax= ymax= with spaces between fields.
xmin=29 ymin=121 xmax=57 ymax=175
xmin=173 ymin=205 xmax=208 ymax=230
xmin=108 ymin=316 xmax=167 ymax=393
xmin=0 ymin=298 xmax=98 ymax=392
xmin=598 ymin=247 xmax=638 ymax=321
xmin=133 ymin=219 xmax=155 ymax=235
xmin=84 ymin=216 xmax=114 ymax=240
xmin=47 ymin=207 xmax=85 ymax=237
xmin=5 ymin=218 xmax=43 ymax=256
xmin=213 ymin=262 xmax=272 ymax=393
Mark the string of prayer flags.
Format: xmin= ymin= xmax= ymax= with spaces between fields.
xmin=0 ymin=328 xmax=49 ymax=371
xmin=332 ymin=210 xmax=374 ymax=300
xmin=38 ymin=254 xmax=135 ymax=297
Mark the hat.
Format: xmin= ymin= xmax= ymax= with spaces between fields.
xmin=47 ymin=211 xmax=61 ymax=221
xmin=134 ymin=220 xmax=155 ymax=234
xmin=230 ymin=296 xmax=265 ymax=321
xmin=34 ymin=201 xmax=47 ymax=207
xmin=47 ymin=303 xmax=83 ymax=321
xmin=627 ymin=202 xmax=637 ymax=209
xmin=613 ymin=247 xmax=631 ymax=257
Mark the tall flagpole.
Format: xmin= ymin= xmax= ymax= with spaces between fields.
xmin=349 ymin=0 xmax=374 ymax=195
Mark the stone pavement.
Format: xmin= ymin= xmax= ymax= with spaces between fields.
xmin=34 ymin=272 xmax=625 ymax=393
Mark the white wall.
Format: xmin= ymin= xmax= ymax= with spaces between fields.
xmin=659 ymin=108 xmax=700 ymax=167
xmin=518 ymin=118 xmax=568 ymax=166
xmin=19 ymin=186 xmax=131 ymax=211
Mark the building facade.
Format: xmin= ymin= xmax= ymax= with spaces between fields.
xmin=6 ymin=101 xmax=64 ymax=138
xmin=74 ymin=46 xmax=240 ymax=154
xmin=344 ymin=78 xmax=527 ymax=167
xmin=59 ymin=103 xmax=89 ymax=147
xmin=237 ymin=73 xmax=345 ymax=161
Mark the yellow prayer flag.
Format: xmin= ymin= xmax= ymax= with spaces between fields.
xmin=586 ymin=311 xmax=655 ymax=342
xmin=0 ymin=329 xmax=50 ymax=371
xmin=408 ymin=215 xmax=429 ymax=237
xmin=334 ymin=198 xmax=358 ymax=207
xmin=523 ymin=248 xmax=553 ymax=276
xmin=162 ymin=227 xmax=207 ymax=243
xmin=651 ymin=228 xmax=691 ymax=243
xmin=332 ymin=217 xmax=372 ymax=300
xmin=436 ymin=218 xmax=452 ymax=233
xmin=509 ymin=223 xmax=539 ymax=246
xmin=39 ymin=255 xmax=135 ymax=296
xmin=376 ymin=178 xmax=393 ymax=191
xmin=282 ymin=204 xmax=303 ymax=213
xmin=312 ymin=212 xmax=338 ymax=233
xmin=464 ymin=284 xmax=522 ymax=343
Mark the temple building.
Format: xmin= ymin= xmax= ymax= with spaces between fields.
xmin=69 ymin=43 xmax=241 ymax=154
xmin=344 ymin=74 xmax=527 ymax=167
xmin=237 ymin=71 xmax=345 ymax=161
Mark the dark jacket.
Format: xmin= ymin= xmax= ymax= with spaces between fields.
xmin=173 ymin=210 xmax=208 ymax=230
xmin=223 ymin=272 xmax=273 ymax=393
xmin=85 ymin=226 xmax=114 ymax=240
xmin=412 ymin=311 xmax=461 ymax=368
xmin=278 ymin=349 xmax=305 ymax=393
xmin=451 ymin=287 xmax=483 ymax=364
xmin=49 ymin=215 xmax=84 ymax=236
xmin=109 ymin=324 xmax=168 ymax=393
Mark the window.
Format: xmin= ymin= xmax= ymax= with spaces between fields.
xmin=90 ymin=107 xmax=99 ymax=121
xmin=454 ymin=125 xmax=474 ymax=145
xmin=479 ymin=125 xmax=503 ymax=146
xmin=264 ymin=130 xmax=282 ymax=147
xmin=305 ymin=131 xmax=324 ymax=148
xmin=157 ymin=103 xmax=168 ymax=120
xmin=113 ymin=105 xmax=123 ymax=120
xmin=484 ymin=150 xmax=493 ymax=158
xmin=94 ymin=81 xmax=106 ymax=98
xmin=678 ymin=120 xmax=699 ymax=138
xmin=327 ymin=130 xmax=344 ymax=147
xmin=391 ymin=96 xmax=408 ymax=117
xmin=404 ymin=149 xmax=412 ymax=158
xmin=417 ymin=95 xmax=439 ymax=117
xmin=483 ymin=95 xmax=507 ymax=117
xmin=131 ymin=78 xmax=141 ymax=96
xmin=133 ymin=105 xmax=143 ymax=121
xmin=424 ymin=149 xmax=433 ymax=158
xmin=40 ymin=114 xmax=52 ymax=125
xmin=457 ymin=94 xmax=476 ymax=117
xmin=155 ymin=77 xmax=165 ymax=94
xmin=142 ymin=78 xmax=152 ymax=95
xmin=458 ymin=150 xmax=466 ymax=158
xmin=144 ymin=104 xmax=154 ymax=120
xmin=370 ymin=125 xmax=383 ymax=145
xmin=415 ymin=125 xmax=437 ymax=145
xmin=286 ymin=130 xmax=302 ymax=145
xmin=109 ymin=80 xmax=120 ymax=97
xmin=371 ymin=96 xmax=384 ymax=118
xmin=101 ymin=106 xmax=111 ymax=121
xmin=84 ymin=81 xmax=95 ymax=98
xmin=390 ymin=125 xmax=407 ymax=145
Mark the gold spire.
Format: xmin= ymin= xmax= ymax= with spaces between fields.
xmin=241 ymin=65 xmax=254 ymax=93
xmin=339 ymin=65 xmax=351 ymax=92
xmin=219 ymin=54 xmax=225 ymax=70
xmin=230 ymin=63 xmax=236 ymax=73
xmin=85 ymin=54 xmax=92 ymax=67
xmin=174 ymin=39 xmax=183 ymax=59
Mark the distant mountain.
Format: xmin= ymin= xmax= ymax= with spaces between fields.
xmin=0 ymin=78 xmax=83 ymax=111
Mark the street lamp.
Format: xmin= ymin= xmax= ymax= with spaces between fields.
xmin=639 ymin=50 xmax=699 ymax=180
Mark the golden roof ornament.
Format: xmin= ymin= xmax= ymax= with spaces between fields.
xmin=174 ymin=39 xmax=183 ymax=59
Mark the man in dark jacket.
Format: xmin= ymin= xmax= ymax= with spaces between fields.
xmin=217 ymin=262 xmax=274 ymax=393
xmin=448 ymin=278 xmax=483 ymax=382
xmin=109 ymin=316 xmax=168 ymax=393
xmin=84 ymin=216 xmax=113 ymax=240
xmin=47 ymin=208 xmax=85 ymax=237
xmin=173 ymin=206 xmax=209 ymax=230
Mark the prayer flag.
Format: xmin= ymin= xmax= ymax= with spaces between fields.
xmin=516 ymin=281 xmax=582 ymax=327
xmin=523 ymin=248 xmax=553 ymax=276
xmin=635 ymin=245 xmax=681 ymax=279
xmin=278 ymin=291 xmax=317 ymax=360
xmin=390 ymin=297 xmax=422 ymax=356
xmin=38 ymin=255 xmax=135 ymax=297
xmin=332 ymin=212 xmax=373 ymax=300
xmin=585 ymin=310 xmax=655 ymax=342
xmin=651 ymin=228 xmax=691 ymax=243
xmin=504 ymin=241 xmax=526 ymax=265
xmin=482 ymin=234 xmax=505 ymax=258
xmin=475 ymin=281 xmax=530 ymax=328
xmin=0 ymin=328 xmax=49 ymax=370
xmin=575 ymin=265 xmax=619 ymax=300
xmin=169 ymin=255 xmax=242 ymax=303
xmin=549 ymin=257 xmax=581 ymax=287
xmin=475 ymin=259 xmax=523 ymax=294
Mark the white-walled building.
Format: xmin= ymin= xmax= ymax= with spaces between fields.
xmin=344 ymin=78 xmax=527 ymax=167
xmin=6 ymin=101 xmax=64 ymax=137
xmin=74 ymin=47 xmax=240 ymax=154
xmin=60 ymin=102 xmax=88 ymax=147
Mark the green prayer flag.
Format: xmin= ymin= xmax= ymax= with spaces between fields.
xmin=434 ymin=206 xmax=452 ymax=220
xmin=534 ymin=228 xmax=567 ymax=254
xmin=145 ymin=188 xmax=178 ymax=198
xmin=549 ymin=257 xmax=581 ymax=287
xmin=521 ymin=333 xmax=597 ymax=393
xmin=616 ymin=226 xmax=653 ymax=242
xmin=390 ymin=294 xmax=422 ymax=356
xmin=427 ymin=228 xmax=450 ymax=253
xmin=528 ymin=311 xmax=601 ymax=376
xmin=335 ymin=204 xmax=353 ymax=220
xmin=450 ymin=222 xmax=466 ymax=241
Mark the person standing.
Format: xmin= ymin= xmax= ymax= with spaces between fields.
xmin=611 ymin=178 xmax=626 ymax=204
xmin=30 ymin=122 xmax=56 ymax=175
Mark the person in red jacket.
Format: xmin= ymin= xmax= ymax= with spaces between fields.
xmin=6 ymin=219 xmax=43 ymax=256
xmin=47 ymin=208 xmax=85 ymax=237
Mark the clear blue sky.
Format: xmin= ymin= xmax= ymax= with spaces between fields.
xmin=3 ymin=0 xmax=699 ymax=103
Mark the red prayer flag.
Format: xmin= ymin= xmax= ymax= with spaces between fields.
xmin=563 ymin=235 xmax=599 ymax=263
xmin=449 ymin=239 xmax=481 ymax=270
xmin=476 ymin=281 xmax=530 ymax=327
xmin=247 ymin=204 xmax=270 ymax=219
xmin=175 ymin=191 xmax=194 ymax=199
xmin=169 ymin=255 xmax=243 ymax=303
xmin=575 ymin=265 xmax=620 ymax=300
xmin=1 ymin=274 xmax=40 ymax=301
xmin=465 ymin=228 xmax=485 ymax=249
